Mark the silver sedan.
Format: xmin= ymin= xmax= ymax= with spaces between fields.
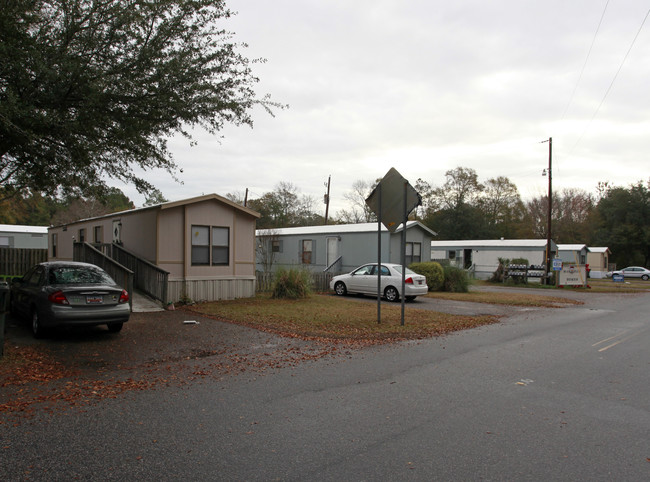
xmin=10 ymin=261 xmax=131 ymax=338
xmin=608 ymin=266 xmax=650 ymax=281
xmin=330 ymin=263 xmax=428 ymax=301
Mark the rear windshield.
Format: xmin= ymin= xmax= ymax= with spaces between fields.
xmin=48 ymin=266 xmax=115 ymax=285
xmin=391 ymin=266 xmax=417 ymax=276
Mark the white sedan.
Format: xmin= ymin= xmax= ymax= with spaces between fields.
xmin=330 ymin=263 xmax=428 ymax=301
xmin=607 ymin=266 xmax=650 ymax=280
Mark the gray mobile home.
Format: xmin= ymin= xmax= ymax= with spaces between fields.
xmin=257 ymin=221 xmax=437 ymax=274
xmin=557 ymin=244 xmax=588 ymax=265
xmin=0 ymin=224 xmax=48 ymax=249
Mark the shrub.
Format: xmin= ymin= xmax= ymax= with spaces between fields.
xmin=489 ymin=257 xmax=530 ymax=284
xmin=272 ymin=268 xmax=312 ymax=299
xmin=409 ymin=261 xmax=444 ymax=291
xmin=442 ymin=265 xmax=469 ymax=292
xmin=489 ymin=258 xmax=509 ymax=283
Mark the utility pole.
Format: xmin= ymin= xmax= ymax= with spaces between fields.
xmin=542 ymin=137 xmax=552 ymax=284
xmin=324 ymin=175 xmax=331 ymax=224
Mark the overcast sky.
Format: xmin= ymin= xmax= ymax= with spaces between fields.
xmin=117 ymin=0 xmax=650 ymax=216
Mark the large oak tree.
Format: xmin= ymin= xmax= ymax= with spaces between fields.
xmin=0 ymin=0 xmax=277 ymax=202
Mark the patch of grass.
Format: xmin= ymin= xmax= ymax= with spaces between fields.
xmin=187 ymin=294 xmax=499 ymax=344
xmin=584 ymin=279 xmax=650 ymax=293
xmin=424 ymin=291 xmax=584 ymax=307
xmin=477 ymin=278 xmax=650 ymax=294
xmin=476 ymin=280 xmax=557 ymax=290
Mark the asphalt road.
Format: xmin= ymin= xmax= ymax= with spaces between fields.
xmin=1 ymin=289 xmax=649 ymax=481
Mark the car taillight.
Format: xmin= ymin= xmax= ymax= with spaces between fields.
xmin=48 ymin=290 xmax=69 ymax=305
xmin=405 ymin=277 xmax=414 ymax=284
xmin=119 ymin=290 xmax=129 ymax=304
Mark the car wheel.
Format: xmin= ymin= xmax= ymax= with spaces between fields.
xmin=384 ymin=286 xmax=399 ymax=302
xmin=107 ymin=322 xmax=123 ymax=333
xmin=334 ymin=281 xmax=347 ymax=296
xmin=31 ymin=309 xmax=45 ymax=339
xmin=642 ymin=275 xmax=649 ymax=281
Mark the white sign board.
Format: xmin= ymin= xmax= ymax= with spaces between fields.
xmin=558 ymin=264 xmax=587 ymax=287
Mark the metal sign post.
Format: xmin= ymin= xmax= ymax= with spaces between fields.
xmin=366 ymin=168 xmax=421 ymax=326
xmin=400 ymin=181 xmax=407 ymax=325
xmin=376 ymin=184 xmax=382 ymax=324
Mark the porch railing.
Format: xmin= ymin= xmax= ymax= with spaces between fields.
xmin=94 ymin=243 xmax=169 ymax=304
xmin=323 ymin=255 xmax=342 ymax=272
xmin=73 ymin=242 xmax=134 ymax=309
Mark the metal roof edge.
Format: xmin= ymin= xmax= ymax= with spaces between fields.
xmin=430 ymin=239 xmax=555 ymax=247
xmin=0 ymin=224 xmax=49 ymax=233
xmin=256 ymin=220 xmax=437 ymax=237
xmin=48 ymin=192 xmax=260 ymax=229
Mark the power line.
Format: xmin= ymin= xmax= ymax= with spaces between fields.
xmin=561 ymin=0 xmax=610 ymax=121
xmin=570 ymin=6 xmax=650 ymax=153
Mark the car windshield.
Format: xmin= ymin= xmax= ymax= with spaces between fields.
xmin=353 ymin=265 xmax=374 ymax=275
xmin=48 ymin=266 xmax=115 ymax=285
xmin=391 ymin=265 xmax=417 ymax=275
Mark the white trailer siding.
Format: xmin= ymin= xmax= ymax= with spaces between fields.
xmin=431 ymin=239 xmax=557 ymax=280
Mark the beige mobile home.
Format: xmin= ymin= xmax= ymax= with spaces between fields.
xmin=586 ymin=247 xmax=611 ymax=278
xmin=48 ymin=194 xmax=260 ymax=303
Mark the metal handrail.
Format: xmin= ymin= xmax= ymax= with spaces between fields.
xmin=323 ymin=255 xmax=342 ymax=272
xmin=108 ymin=244 xmax=169 ymax=304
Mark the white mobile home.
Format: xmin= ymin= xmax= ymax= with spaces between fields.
xmin=431 ymin=239 xmax=557 ymax=280
xmin=257 ymin=221 xmax=437 ymax=274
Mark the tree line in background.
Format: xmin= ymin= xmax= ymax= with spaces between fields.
xmin=0 ymin=188 xmax=165 ymax=226
xmin=2 ymin=168 xmax=648 ymax=267
xmin=229 ymin=168 xmax=650 ymax=268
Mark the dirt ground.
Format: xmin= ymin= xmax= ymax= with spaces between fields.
xmin=0 ymin=307 xmax=345 ymax=421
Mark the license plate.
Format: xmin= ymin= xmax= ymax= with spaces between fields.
xmin=86 ymin=296 xmax=104 ymax=304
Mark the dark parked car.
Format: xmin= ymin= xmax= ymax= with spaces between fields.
xmin=10 ymin=261 xmax=131 ymax=338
